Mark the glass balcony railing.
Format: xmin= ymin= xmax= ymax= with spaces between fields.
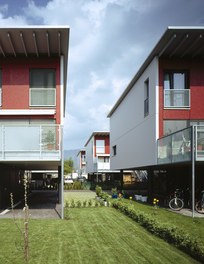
xmin=0 ymin=124 xmax=61 ymax=160
xmin=164 ymin=89 xmax=190 ymax=108
xmin=158 ymin=127 xmax=192 ymax=164
xmin=158 ymin=125 xmax=204 ymax=164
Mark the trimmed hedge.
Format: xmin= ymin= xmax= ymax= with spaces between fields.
xmin=112 ymin=199 xmax=204 ymax=263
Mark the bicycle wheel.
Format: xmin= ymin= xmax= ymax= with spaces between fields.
xmin=195 ymin=201 xmax=204 ymax=214
xmin=169 ymin=198 xmax=184 ymax=211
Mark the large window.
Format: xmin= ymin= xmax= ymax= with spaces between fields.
xmin=96 ymin=140 xmax=105 ymax=154
xmin=30 ymin=69 xmax=56 ymax=106
xmin=164 ymin=71 xmax=190 ymax=108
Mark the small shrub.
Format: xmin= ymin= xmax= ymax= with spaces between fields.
xmin=70 ymin=199 xmax=75 ymax=208
xmin=95 ymin=185 xmax=102 ymax=197
xmin=64 ymin=200 xmax=69 ymax=208
xmin=64 ymin=208 xmax=70 ymax=220
xmin=83 ymin=200 xmax=87 ymax=207
xmin=76 ymin=200 xmax=82 ymax=208
xmin=88 ymin=199 xmax=93 ymax=207
xmin=95 ymin=200 xmax=100 ymax=207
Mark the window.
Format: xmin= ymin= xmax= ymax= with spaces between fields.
xmin=96 ymin=140 xmax=105 ymax=154
xmin=164 ymin=71 xmax=189 ymax=108
xmin=112 ymin=145 xmax=117 ymax=156
xmin=30 ymin=69 xmax=56 ymax=106
xmin=144 ymin=78 xmax=149 ymax=116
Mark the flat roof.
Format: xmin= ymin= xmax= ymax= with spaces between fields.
xmin=0 ymin=25 xmax=70 ymax=111
xmin=108 ymin=26 xmax=204 ymax=117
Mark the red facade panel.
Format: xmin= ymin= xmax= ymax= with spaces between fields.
xmin=159 ymin=58 xmax=204 ymax=137
xmin=0 ymin=57 xmax=61 ymax=123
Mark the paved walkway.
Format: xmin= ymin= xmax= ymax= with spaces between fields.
xmin=0 ymin=190 xmax=61 ymax=219
xmin=169 ymin=208 xmax=204 ymax=218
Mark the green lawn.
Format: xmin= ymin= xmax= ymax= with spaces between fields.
xmin=0 ymin=207 xmax=200 ymax=264
xmin=64 ymin=190 xmax=96 ymax=202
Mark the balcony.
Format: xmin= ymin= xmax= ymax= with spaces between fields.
xmin=93 ymin=156 xmax=110 ymax=171
xmin=164 ymin=89 xmax=190 ymax=108
xmin=158 ymin=125 xmax=204 ymax=164
xmin=0 ymin=124 xmax=61 ymax=161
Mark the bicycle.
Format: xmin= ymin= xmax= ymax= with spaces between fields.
xmin=195 ymin=190 xmax=204 ymax=214
xmin=169 ymin=189 xmax=184 ymax=211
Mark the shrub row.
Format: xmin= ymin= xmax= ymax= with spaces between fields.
xmin=112 ymin=199 xmax=204 ymax=263
xmin=64 ymin=181 xmax=90 ymax=190
xmin=64 ymin=199 xmax=108 ymax=208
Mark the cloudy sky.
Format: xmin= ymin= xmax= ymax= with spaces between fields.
xmin=0 ymin=0 xmax=204 ymax=150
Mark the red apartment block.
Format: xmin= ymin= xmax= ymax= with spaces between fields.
xmin=0 ymin=26 xmax=69 ymax=217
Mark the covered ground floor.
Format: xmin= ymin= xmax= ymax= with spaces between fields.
xmin=0 ymin=160 xmax=63 ymax=218
xmin=0 ymin=190 xmax=61 ymax=219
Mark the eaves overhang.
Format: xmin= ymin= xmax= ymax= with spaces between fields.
xmin=0 ymin=25 xmax=70 ymax=114
xmin=84 ymin=131 xmax=110 ymax=147
xmin=107 ymin=26 xmax=204 ymax=117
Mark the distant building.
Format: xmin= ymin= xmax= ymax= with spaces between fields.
xmin=76 ymin=149 xmax=87 ymax=178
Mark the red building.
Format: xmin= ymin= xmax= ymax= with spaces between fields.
xmin=0 ymin=26 xmax=69 ymax=218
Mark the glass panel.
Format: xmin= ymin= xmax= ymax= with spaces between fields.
xmin=30 ymin=88 xmax=56 ymax=106
xmin=41 ymin=126 xmax=56 ymax=150
xmin=164 ymin=120 xmax=187 ymax=136
xmin=164 ymin=73 xmax=170 ymax=89
xmin=164 ymin=89 xmax=190 ymax=107
xmin=5 ymin=126 xmax=40 ymax=150
xmin=158 ymin=136 xmax=172 ymax=164
xmin=173 ymin=73 xmax=185 ymax=89
xmin=158 ymin=127 xmax=192 ymax=164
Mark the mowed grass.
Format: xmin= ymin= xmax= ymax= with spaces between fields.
xmin=0 ymin=207 xmax=200 ymax=264
xmin=64 ymin=190 xmax=96 ymax=202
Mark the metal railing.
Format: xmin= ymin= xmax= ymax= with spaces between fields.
xmin=0 ymin=124 xmax=61 ymax=160
xmin=164 ymin=89 xmax=190 ymax=108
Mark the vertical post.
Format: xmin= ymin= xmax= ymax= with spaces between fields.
xmin=192 ymin=126 xmax=195 ymax=218
xmin=60 ymin=126 xmax=64 ymax=219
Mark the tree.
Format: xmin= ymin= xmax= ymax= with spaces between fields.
xmin=64 ymin=158 xmax=74 ymax=175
